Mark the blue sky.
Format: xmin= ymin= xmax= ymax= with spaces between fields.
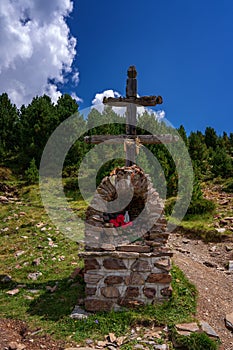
xmin=0 ymin=0 xmax=232 ymax=135
xmin=68 ymin=0 xmax=233 ymax=134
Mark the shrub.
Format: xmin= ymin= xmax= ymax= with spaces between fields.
xmin=63 ymin=177 xmax=79 ymax=191
xmin=165 ymin=197 xmax=215 ymax=218
xmin=165 ymin=197 xmax=176 ymax=216
xmin=25 ymin=158 xmax=39 ymax=184
xmin=173 ymin=331 xmax=219 ymax=350
xmin=62 ymin=165 xmax=79 ymax=178
xmin=186 ymin=198 xmax=215 ymax=215
xmin=223 ymin=179 xmax=233 ymax=193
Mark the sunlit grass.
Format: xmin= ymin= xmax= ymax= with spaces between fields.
xmin=1 ymin=179 xmax=219 ymax=345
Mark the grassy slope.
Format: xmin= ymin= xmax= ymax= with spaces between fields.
xmin=178 ymin=178 xmax=233 ymax=242
xmin=0 ymin=177 xmax=201 ymax=344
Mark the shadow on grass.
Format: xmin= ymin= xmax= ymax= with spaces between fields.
xmin=0 ymin=275 xmax=85 ymax=321
xmin=1 ymin=265 xmax=199 ymax=343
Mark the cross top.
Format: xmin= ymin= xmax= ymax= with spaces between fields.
xmin=85 ymin=66 xmax=178 ymax=166
xmin=103 ymin=65 xmax=163 ymax=107
xmin=126 ymin=65 xmax=137 ymax=98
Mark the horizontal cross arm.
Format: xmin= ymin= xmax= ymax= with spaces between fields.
xmin=84 ymin=134 xmax=179 ymax=144
xmin=103 ymin=95 xmax=163 ymax=107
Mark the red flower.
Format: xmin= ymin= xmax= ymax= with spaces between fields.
xmin=116 ymin=214 xmax=125 ymax=224
xmin=109 ymin=219 xmax=120 ymax=227
xmin=109 ymin=215 xmax=133 ymax=228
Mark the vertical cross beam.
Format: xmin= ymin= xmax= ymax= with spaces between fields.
xmin=125 ymin=66 xmax=137 ymax=166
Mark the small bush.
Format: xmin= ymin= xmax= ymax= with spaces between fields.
xmin=25 ymin=158 xmax=39 ymax=184
xmin=63 ymin=177 xmax=79 ymax=191
xmin=223 ymin=179 xmax=233 ymax=193
xmin=165 ymin=197 xmax=215 ymax=218
xmin=62 ymin=165 xmax=79 ymax=178
xmin=165 ymin=197 xmax=176 ymax=216
xmin=186 ymin=198 xmax=215 ymax=215
xmin=173 ymin=331 xmax=219 ymax=350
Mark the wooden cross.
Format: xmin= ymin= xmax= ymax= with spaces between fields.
xmin=84 ymin=66 xmax=178 ymax=166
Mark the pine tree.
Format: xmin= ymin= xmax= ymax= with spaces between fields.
xmin=25 ymin=158 xmax=39 ymax=184
xmin=204 ymin=127 xmax=218 ymax=150
xmin=0 ymin=93 xmax=19 ymax=159
xmin=19 ymin=95 xmax=58 ymax=167
xmin=211 ymin=147 xmax=233 ymax=178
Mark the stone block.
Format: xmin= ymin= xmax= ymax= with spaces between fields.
xmin=199 ymin=321 xmax=219 ymax=338
xmin=175 ymin=322 xmax=199 ymax=333
xmin=85 ymin=299 xmax=113 ymax=312
xmin=151 ymin=267 xmax=164 ymax=274
xmin=125 ymin=272 xmax=145 ymax=285
xmin=151 ymin=250 xmax=174 ymax=257
xmin=101 ymin=286 xmax=120 ymax=298
xmin=225 ymin=312 xmax=233 ymax=331
xmin=100 ymin=243 xmax=115 ymax=251
xmin=146 ymin=273 xmax=172 ymax=284
xmin=125 ymin=287 xmax=139 ymax=298
xmin=145 ymin=241 xmax=163 ymax=247
xmin=84 ymin=258 xmax=100 ymax=270
xmin=103 ymin=258 xmax=127 ymax=270
xmin=149 ymin=233 xmax=169 ymax=240
xmin=154 ymin=259 xmax=171 ymax=271
xmin=157 ymin=218 xmax=167 ymax=225
xmin=113 ymin=252 xmax=139 ymax=259
xmin=85 ymin=244 xmax=101 ymax=251
xmin=85 ymin=219 xmax=103 ymax=227
xmin=119 ymin=298 xmax=145 ymax=308
xmin=150 ymin=223 xmax=167 ymax=231
xmin=228 ymin=260 xmax=233 ymax=271
xmin=160 ymin=286 xmax=172 ymax=297
xmin=104 ymin=275 xmax=124 ymax=285
xmin=143 ymin=287 xmax=156 ymax=299
xmin=131 ymin=259 xmax=151 ymax=272
xmin=117 ymin=245 xmax=151 ymax=253
xmin=84 ymin=272 xmax=103 ymax=284
xmin=85 ymin=287 xmax=97 ymax=296
xmin=79 ymin=251 xmax=139 ymax=258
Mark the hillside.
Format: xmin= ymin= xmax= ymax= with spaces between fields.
xmin=0 ymin=171 xmax=232 ymax=349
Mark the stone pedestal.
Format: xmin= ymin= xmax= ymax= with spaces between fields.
xmin=80 ymin=166 xmax=173 ymax=312
xmin=80 ymin=250 xmax=173 ymax=312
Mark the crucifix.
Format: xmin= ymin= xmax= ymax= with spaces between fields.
xmin=84 ymin=66 xmax=178 ymax=166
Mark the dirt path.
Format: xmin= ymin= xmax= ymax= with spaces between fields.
xmin=170 ymin=234 xmax=233 ymax=350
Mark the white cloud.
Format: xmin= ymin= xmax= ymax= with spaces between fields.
xmin=143 ymin=108 xmax=165 ymax=120
xmin=71 ymin=92 xmax=83 ymax=103
xmin=72 ymin=71 xmax=80 ymax=85
xmin=92 ymin=89 xmax=121 ymax=106
xmin=156 ymin=110 xmax=165 ymax=119
xmin=0 ymin=0 xmax=78 ymax=107
xmin=92 ymin=89 xmax=121 ymax=113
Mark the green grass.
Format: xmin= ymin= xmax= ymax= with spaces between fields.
xmin=165 ymin=197 xmax=218 ymax=237
xmin=171 ymin=329 xmax=220 ymax=350
xmin=0 ymin=181 xmax=87 ymax=338
xmin=0 ymin=179 xmax=212 ymax=346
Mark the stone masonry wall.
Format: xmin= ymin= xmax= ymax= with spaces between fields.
xmin=80 ymin=251 xmax=173 ymax=312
